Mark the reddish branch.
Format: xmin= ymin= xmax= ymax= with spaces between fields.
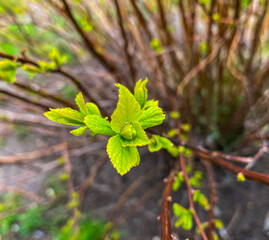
xmin=161 ymin=170 xmax=175 ymax=240
xmin=204 ymin=162 xmax=216 ymax=240
xmin=180 ymin=154 xmax=208 ymax=240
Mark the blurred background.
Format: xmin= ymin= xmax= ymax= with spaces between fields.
xmin=0 ymin=0 xmax=269 ymax=239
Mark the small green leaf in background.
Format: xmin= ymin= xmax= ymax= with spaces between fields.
xmin=37 ymin=61 xmax=55 ymax=72
xmin=214 ymin=219 xmax=224 ymax=229
xmin=134 ymin=78 xmax=148 ymax=108
xmin=167 ymin=128 xmax=178 ymax=138
xmin=150 ymin=38 xmax=163 ymax=54
xmin=148 ymin=135 xmax=163 ymax=152
xmin=189 ymin=171 xmax=203 ymax=188
xmin=107 ymin=135 xmax=140 ymax=175
xmin=193 ymin=190 xmax=210 ymax=210
xmin=173 ymin=172 xmax=184 ymax=191
xmin=237 ymin=172 xmax=245 ymax=182
xmin=169 ymin=111 xmax=180 ymax=119
xmin=173 ymin=203 xmax=194 ymax=230
xmin=0 ymin=59 xmax=19 ymax=83
xmin=0 ymin=43 xmax=19 ymax=55
xmin=22 ymin=64 xmax=41 ymax=79
xmin=49 ymin=48 xmax=67 ymax=67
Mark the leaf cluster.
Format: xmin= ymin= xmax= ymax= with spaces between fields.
xmin=44 ymin=79 xmax=165 ymax=175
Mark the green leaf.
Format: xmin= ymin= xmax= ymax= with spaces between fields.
xmin=49 ymin=48 xmax=67 ymax=67
xmin=0 ymin=59 xmax=19 ymax=71
xmin=143 ymin=99 xmax=159 ymax=109
xmin=0 ymin=59 xmax=19 ymax=83
xmin=139 ymin=106 xmax=165 ymax=129
xmin=214 ymin=219 xmax=224 ymax=229
xmin=0 ymin=43 xmax=19 ymax=55
xmin=134 ymin=78 xmax=148 ymax=108
xmin=0 ymin=70 xmax=16 ymax=83
xmin=193 ymin=190 xmax=209 ymax=210
xmin=37 ymin=61 xmax=55 ymax=72
xmin=120 ymin=122 xmax=150 ymax=147
xmin=173 ymin=203 xmax=193 ymax=230
xmin=148 ymin=135 xmax=162 ymax=152
xmin=159 ymin=137 xmax=173 ymax=149
xmin=172 ymin=172 xmax=184 ymax=191
xmin=44 ymin=108 xmax=85 ymax=126
xmin=107 ymin=135 xmax=140 ymax=175
xmin=70 ymin=126 xmax=88 ymax=136
xmin=111 ymin=84 xmax=142 ymax=133
xmin=86 ymin=103 xmax=101 ymax=116
xmin=84 ymin=115 xmax=116 ymax=136
xmin=75 ymin=92 xmax=87 ymax=115
xmin=22 ymin=65 xmax=41 ymax=74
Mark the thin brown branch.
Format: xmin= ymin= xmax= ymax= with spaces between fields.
xmin=0 ymin=89 xmax=50 ymax=111
xmin=161 ymin=170 xmax=175 ymax=240
xmin=180 ymin=154 xmax=208 ymax=240
xmin=109 ymin=168 xmax=156 ymax=220
xmin=204 ymin=162 xmax=216 ymax=240
xmin=14 ymin=81 xmax=76 ymax=108
xmin=79 ymin=153 xmax=106 ymax=205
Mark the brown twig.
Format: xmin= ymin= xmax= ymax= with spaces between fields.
xmin=13 ymin=81 xmax=76 ymax=108
xmin=161 ymin=170 xmax=175 ymax=240
xmin=204 ymin=162 xmax=216 ymax=240
xmin=180 ymin=154 xmax=208 ymax=240
xmin=109 ymin=168 xmax=156 ymax=220
xmin=0 ymin=89 xmax=50 ymax=111
xmin=79 ymin=153 xmax=106 ymax=205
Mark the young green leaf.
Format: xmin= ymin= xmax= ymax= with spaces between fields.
xmin=37 ymin=61 xmax=55 ymax=72
xmin=172 ymin=172 xmax=184 ymax=191
xmin=107 ymin=135 xmax=140 ymax=175
xmin=49 ymin=48 xmax=67 ymax=67
xmin=134 ymin=78 xmax=148 ymax=108
xmin=143 ymin=99 xmax=159 ymax=109
xmin=193 ymin=190 xmax=209 ymax=210
xmin=44 ymin=108 xmax=85 ymax=126
xmin=111 ymin=84 xmax=142 ymax=133
xmin=148 ymin=135 xmax=162 ymax=152
xmin=75 ymin=92 xmax=87 ymax=115
xmin=86 ymin=102 xmax=101 ymax=116
xmin=173 ymin=203 xmax=193 ymax=230
xmin=120 ymin=122 xmax=150 ymax=147
xmin=22 ymin=65 xmax=41 ymax=74
xmin=84 ymin=115 xmax=116 ymax=136
xmin=139 ymin=106 xmax=165 ymax=129
xmin=0 ymin=59 xmax=19 ymax=83
xmin=70 ymin=126 xmax=88 ymax=136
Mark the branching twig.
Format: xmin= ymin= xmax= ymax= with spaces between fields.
xmin=180 ymin=154 xmax=208 ymax=240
